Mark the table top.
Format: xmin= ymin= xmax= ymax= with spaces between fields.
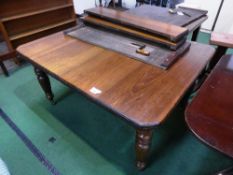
xmin=17 ymin=32 xmax=214 ymax=128
xmin=186 ymin=55 xmax=233 ymax=158
xmin=127 ymin=5 xmax=207 ymax=28
xmin=210 ymin=32 xmax=233 ymax=48
xmin=127 ymin=5 xmax=208 ymax=36
xmin=85 ymin=7 xmax=188 ymax=42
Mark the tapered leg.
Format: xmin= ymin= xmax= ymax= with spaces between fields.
xmin=0 ymin=61 xmax=9 ymax=77
xmin=191 ymin=27 xmax=200 ymax=41
xmin=34 ymin=67 xmax=55 ymax=104
xmin=135 ymin=128 xmax=153 ymax=170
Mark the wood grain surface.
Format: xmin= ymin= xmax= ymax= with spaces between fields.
xmin=127 ymin=5 xmax=207 ymax=27
xmin=66 ymin=25 xmax=190 ymax=69
xmin=186 ymin=55 xmax=233 ymax=158
xmin=210 ymin=32 xmax=233 ymax=48
xmin=17 ymin=32 xmax=215 ymax=127
xmin=85 ymin=7 xmax=188 ymax=42
xmin=82 ymin=16 xmax=184 ymax=50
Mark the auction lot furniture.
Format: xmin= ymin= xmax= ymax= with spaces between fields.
xmin=17 ymin=31 xmax=214 ymax=170
xmin=17 ymin=5 xmax=214 ymax=170
xmin=186 ymin=55 xmax=233 ymax=175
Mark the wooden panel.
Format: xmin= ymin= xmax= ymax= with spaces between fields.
xmin=0 ymin=0 xmax=70 ymax=18
xmin=85 ymin=7 xmax=188 ymax=42
xmin=82 ymin=16 xmax=184 ymax=50
xmin=17 ymin=32 xmax=215 ymax=127
xmin=4 ymin=7 xmax=74 ymax=37
xmin=0 ymin=22 xmax=13 ymax=51
xmin=66 ymin=26 xmax=190 ymax=69
xmin=210 ymin=32 xmax=233 ymax=48
xmin=1 ymin=4 xmax=73 ymax=22
xmin=127 ymin=5 xmax=208 ymax=27
xmin=11 ymin=21 xmax=76 ymax=48
xmin=186 ymin=55 xmax=233 ymax=158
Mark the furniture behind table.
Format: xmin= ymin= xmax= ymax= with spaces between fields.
xmin=0 ymin=0 xmax=76 ymax=75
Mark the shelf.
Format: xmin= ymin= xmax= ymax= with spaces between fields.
xmin=1 ymin=3 xmax=73 ymax=22
xmin=10 ymin=19 xmax=76 ymax=41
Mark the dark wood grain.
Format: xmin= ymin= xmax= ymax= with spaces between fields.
xmin=17 ymin=32 xmax=215 ymax=127
xmin=0 ymin=21 xmax=16 ymax=76
xmin=127 ymin=5 xmax=207 ymax=27
xmin=82 ymin=16 xmax=183 ymax=50
xmin=85 ymin=7 xmax=188 ymax=42
xmin=0 ymin=0 xmax=76 ymax=48
xmin=135 ymin=128 xmax=153 ymax=170
xmin=34 ymin=67 xmax=55 ymax=104
xmin=186 ymin=55 xmax=233 ymax=158
xmin=0 ymin=0 xmax=72 ymax=18
xmin=66 ymin=25 xmax=191 ymax=69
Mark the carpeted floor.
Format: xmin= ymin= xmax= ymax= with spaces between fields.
xmin=0 ymin=32 xmax=232 ymax=175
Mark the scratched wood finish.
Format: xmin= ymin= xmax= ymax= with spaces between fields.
xmin=66 ymin=26 xmax=191 ymax=69
xmin=210 ymin=32 xmax=233 ymax=48
xmin=186 ymin=55 xmax=233 ymax=158
xmin=127 ymin=5 xmax=208 ymax=27
xmin=82 ymin=16 xmax=184 ymax=50
xmin=17 ymin=32 xmax=215 ymax=127
xmin=85 ymin=7 xmax=188 ymax=42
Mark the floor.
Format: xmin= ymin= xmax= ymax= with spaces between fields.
xmin=0 ymin=32 xmax=233 ymax=175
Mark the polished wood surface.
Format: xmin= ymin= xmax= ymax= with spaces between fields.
xmin=127 ymin=5 xmax=207 ymax=27
xmin=17 ymin=32 xmax=215 ymax=127
xmin=210 ymin=32 xmax=233 ymax=48
xmin=85 ymin=7 xmax=188 ymax=41
xmin=186 ymin=55 xmax=233 ymax=158
xmin=82 ymin=16 xmax=180 ymax=49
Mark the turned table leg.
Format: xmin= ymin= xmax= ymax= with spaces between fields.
xmin=135 ymin=128 xmax=153 ymax=170
xmin=34 ymin=67 xmax=55 ymax=104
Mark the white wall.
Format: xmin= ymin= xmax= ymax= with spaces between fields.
xmin=179 ymin=0 xmax=222 ymax=31
xmin=214 ymin=0 xmax=233 ymax=34
xmin=73 ymin=0 xmax=136 ymax=14
xmin=73 ymin=0 xmax=96 ymax=14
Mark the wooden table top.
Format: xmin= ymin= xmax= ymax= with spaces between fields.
xmin=210 ymin=32 xmax=233 ymax=48
xmin=17 ymin=32 xmax=215 ymax=127
xmin=186 ymin=55 xmax=233 ymax=158
xmin=85 ymin=7 xmax=188 ymax=42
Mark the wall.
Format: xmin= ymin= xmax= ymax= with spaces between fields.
xmin=179 ymin=0 xmax=222 ymax=31
xmin=214 ymin=0 xmax=233 ymax=34
xmin=73 ymin=0 xmax=96 ymax=14
xmin=73 ymin=0 xmax=136 ymax=14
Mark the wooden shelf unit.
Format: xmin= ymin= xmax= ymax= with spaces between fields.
xmin=0 ymin=0 xmax=76 ymax=48
xmin=1 ymin=4 xmax=74 ymax=22
xmin=10 ymin=19 xmax=76 ymax=41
